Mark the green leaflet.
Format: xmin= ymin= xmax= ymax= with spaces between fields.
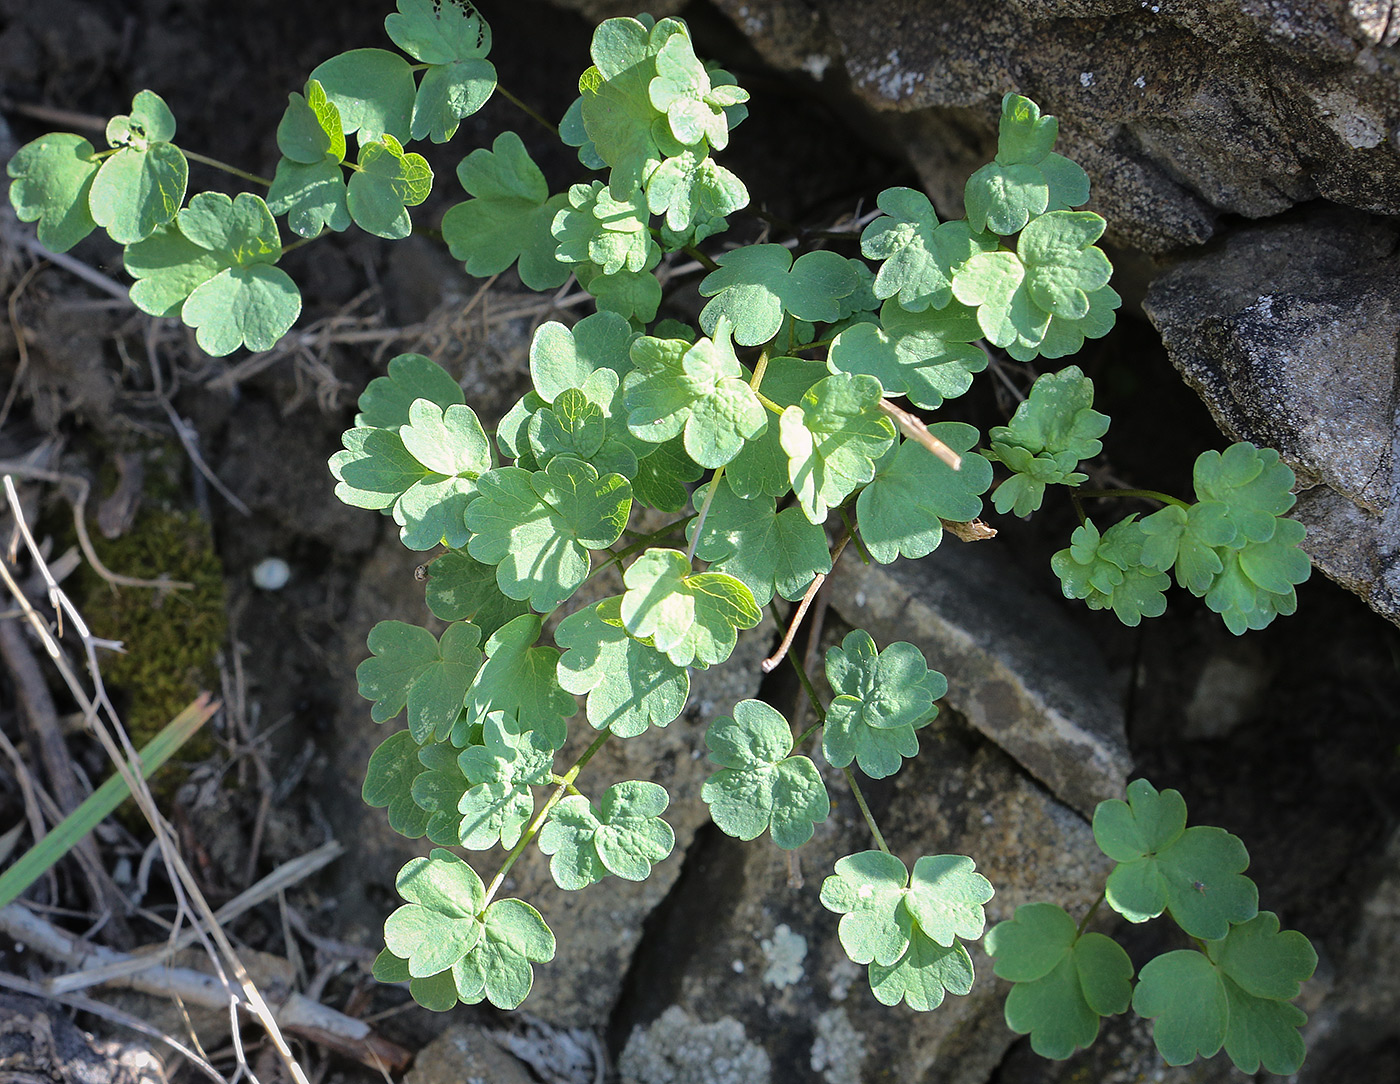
xmin=363 ymin=729 xmax=433 ymax=839
xmin=456 ymin=711 xmax=561 ymax=849
xmin=645 ymin=149 xmax=748 ymax=235
xmin=529 ymin=311 xmax=639 ymax=401
xmin=821 ymin=630 xmax=946 ymax=779
xmin=623 ymin=318 xmax=766 ymax=469
xmin=412 ymin=740 xmax=473 ymax=845
xmin=577 ymin=16 xmax=688 ymax=197
xmin=685 ymin=485 xmax=831 ymax=607
xmin=310 ymin=48 xmax=416 ymax=143
xmin=697 ymin=245 xmax=859 ymax=347
xmin=701 ymin=700 xmax=829 ymax=849
xmin=425 ymin=550 xmax=531 ymax=640
xmin=964 ymin=93 xmax=1089 ymax=236
xmin=1093 ymin=779 xmax=1258 ymax=939
xmin=538 ymin=780 xmax=675 ymax=890
xmin=527 ymin=371 xmax=640 ymax=480
xmin=820 ymin=850 xmax=992 ymax=1010
xmin=552 ymin=180 xmax=656 ymax=277
xmin=276 ymin=79 xmax=346 ymax=165
xmin=620 ymin=548 xmax=761 ymax=668
xmin=574 ymin=261 xmax=664 ymax=323
xmin=1133 ymin=913 xmax=1316 ymax=1075
xmin=780 ymin=373 xmax=895 ymax=524
xmin=827 ymin=299 xmax=987 ymax=410
xmin=347 ymin=134 xmax=433 ymax=240
xmin=951 ymin=211 xmax=1112 ymax=354
xmin=856 ymin=425 xmax=992 ymax=564
xmin=649 ymin=31 xmax=749 ymax=151
xmin=988 ymin=365 xmax=1109 ymax=516
xmin=725 ymin=355 xmax=827 ymax=499
xmin=331 ymin=398 xmax=492 ymax=551
xmin=859 ymin=188 xmax=997 ymax=312
xmin=441 ymin=131 xmax=572 ymax=289
xmin=356 ymin=352 xmax=465 ymax=428
xmin=267 ymin=79 xmax=351 ymax=237
xmin=7 ymin=133 xmax=101 ymax=252
xmin=1051 ymin=517 xmax=1171 ymax=626
xmin=464 ymin=455 xmax=631 ymax=614
xmin=88 ymin=90 xmax=187 ymax=245
xmin=554 ymin=597 xmax=690 ymax=737
xmin=1193 ymin=442 xmax=1298 ymax=543
xmin=461 ymin=614 xmax=577 ymax=747
xmin=356 ymin=620 xmax=483 ymax=743
xmin=124 ymin=192 xmax=300 ymax=357
xmin=985 ymin=902 xmax=1134 ymax=1059
xmin=386 ymin=0 xmax=497 ymax=142
xmin=380 ymin=850 xmax=555 ymax=1010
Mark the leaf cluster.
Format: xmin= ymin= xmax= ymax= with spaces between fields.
xmin=987 ymin=779 xmax=1317 ymax=1073
xmin=1052 ymin=443 xmax=1310 ymax=634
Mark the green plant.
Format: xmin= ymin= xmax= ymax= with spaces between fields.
xmin=7 ymin=2 xmax=1318 ymax=1073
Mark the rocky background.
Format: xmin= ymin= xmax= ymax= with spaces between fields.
xmin=1 ymin=1 xmax=1398 ymax=1083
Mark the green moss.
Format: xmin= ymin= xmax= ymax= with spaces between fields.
xmin=75 ymin=508 xmax=226 ymax=757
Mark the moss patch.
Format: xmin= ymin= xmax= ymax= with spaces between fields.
xmin=76 ymin=509 xmax=226 ymax=755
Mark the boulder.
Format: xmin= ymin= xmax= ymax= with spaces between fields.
xmin=1142 ymin=206 xmax=1400 ymax=625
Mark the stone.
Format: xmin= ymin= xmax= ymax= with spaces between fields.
xmin=611 ymin=709 xmax=1110 ymax=1084
xmin=824 ymin=542 xmax=1131 ymax=817
xmin=706 ymin=0 xmax=1400 ymax=252
xmin=620 ymin=1006 xmax=772 ymax=1084
xmin=1142 ymin=206 xmax=1400 ymax=625
xmin=404 ymin=1024 xmax=535 ymax=1084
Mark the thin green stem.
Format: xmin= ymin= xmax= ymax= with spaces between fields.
xmin=839 ymin=509 xmax=871 ymax=565
xmin=748 ymin=344 xmax=773 ymax=392
xmin=683 ymin=243 xmax=720 ymax=273
xmin=1075 ymin=890 xmax=1106 ymax=937
xmin=181 ymin=149 xmax=272 ymax=187
xmin=685 ymin=467 xmax=726 ymax=562
xmin=588 ymin=515 xmax=694 ymax=585
xmin=281 ymin=237 xmax=313 ymax=257
xmin=796 ymin=719 xmax=824 ymax=749
xmin=495 ymin=84 xmax=559 ymax=137
xmin=798 ymin=336 xmax=834 ymax=353
xmin=484 ymin=729 xmax=611 ymax=907
xmin=755 ymin=390 xmax=784 ymax=417
xmin=1077 ymin=487 xmax=1190 ymax=510
xmin=842 ymin=767 xmax=890 ymax=855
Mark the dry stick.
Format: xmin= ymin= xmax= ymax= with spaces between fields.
xmin=0 ymin=261 xmax=42 ymax=433
xmin=52 ymin=840 xmax=345 ymax=994
xmin=0 ymin=619 xmax=128 ymax=926
xmin=763 ymin=533 xmax=850 ymax=674
xmin=0 ymin=905 xmax=412 ymax=1073
xmin=0 ymin=479 xmax=308 ymax=1084
xmin=877 ymin=398 xmax=962 ymax=470
xmin=0 ymin=970 xmax=227 ymax=1084
xmin=16 ymin=235 xmax=131 ymax=302
xmin=0 ymin=725 xmax=57 ymax=903
xmin=0 ymin=462 xmax=194 ymax=591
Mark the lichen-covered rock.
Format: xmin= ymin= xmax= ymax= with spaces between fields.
xmin=620 ymin=1005 xmax=772 ymax=1084
xmin=708 ymin=0 xmax=1400 ymax=252
xmin=1143 ymin=205 xmax=1400 ymax=625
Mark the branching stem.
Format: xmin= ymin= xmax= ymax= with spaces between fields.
xmin=483 ymin=729 xmax=611 ymax=907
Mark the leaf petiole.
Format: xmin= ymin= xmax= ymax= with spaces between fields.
xmin=1077 ymin=487 xmax=1191 ymax=510
xmin=842 ymin=766 xmax=890 ymax=855
xmin=181 ymin=148 xmax=272 ymax=187
xmin=494 ymin=84 xmax=559 ymax=137
xmin=483 ymin=728 xmax=612 ymax=908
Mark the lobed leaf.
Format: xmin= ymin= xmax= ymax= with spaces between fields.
xmin=780 ymin=373 xmax=895 ymax=524
xmin=620 ymin=548 xmax=761 ymax=668
xmin=698 ymin=245 xmax=859 ymax=347
xmin=685 ymin=484 xmax=831 ymax=607
xmin=7 ymin=133 xmax=101 ymax=252
xmin=356 ymin=619 xmax=483 ymax=742
xmin=89 ymin=90 xmax=187 ymax=245
xmin=309 ymin=49 xmax=416 ymax=142
xmin=347 ymin=134 xmax=433 ymax=240
xmin=538 ymin=780 xmax=675 ymax=890
xmin=701 ymin=700 xmax=829 ymax=849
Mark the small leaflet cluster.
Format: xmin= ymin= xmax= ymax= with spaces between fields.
xmin=986 ymin=780 xmax=1317 ymax=1075
xmin=9 ymin=1 xmax=1319 ymax=1062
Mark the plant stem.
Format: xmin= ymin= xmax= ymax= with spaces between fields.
xmin=755 ymin=390 xmax=784 ymax=416
xmin=838 ymin=509 xmax=871 ymax=565
xmin=1076 ymin=890 xmax=1106 ymax=936
xmin=483 ymin=729 xmax=611 ymax=907
xmin=795 ymin=719 xmax=824 ymax=748
xmin=1077 ymin=487 xmax=1190 ymax=510
xmin=683 ymin=243 xmax=720 ymax=273
xmin=842 ymin=767 xmax=890 ymax=855
xmin=685 ymin=467 xmax=726 ymax=562
xmin=748 ymin=344 xmax=773 ymax=392
xmin=181 ymin=149 xmax=272 ymax=187
xmin=495 ymin=85 xmax=559 ymax=137
xmin=589 ymin=515 xmax=693 ymax=585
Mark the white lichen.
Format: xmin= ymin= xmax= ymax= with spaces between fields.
xmin=809 ymin=1008 xmax=866 ymax=1084
xmin=620 ymin=1006 xmax=771 ymax=1084
xmin=760 ymin=923 xmax=808 ymax=988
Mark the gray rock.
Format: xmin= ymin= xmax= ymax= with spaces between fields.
xmin=405 ymin=1024 xmax=536 ymax=1084
xmin=620 ymin=1005 xmax=773 ymax=1084
xmin=707 ymin=0 xmax=1400 ymax=252
xmin=1142 ymin=206 xmax=1400 ymax=625
xmin=825 ymin=542 xmax=1131 ymax=817
xmin=615 ymin=711 xmax=1109 ymax=1084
